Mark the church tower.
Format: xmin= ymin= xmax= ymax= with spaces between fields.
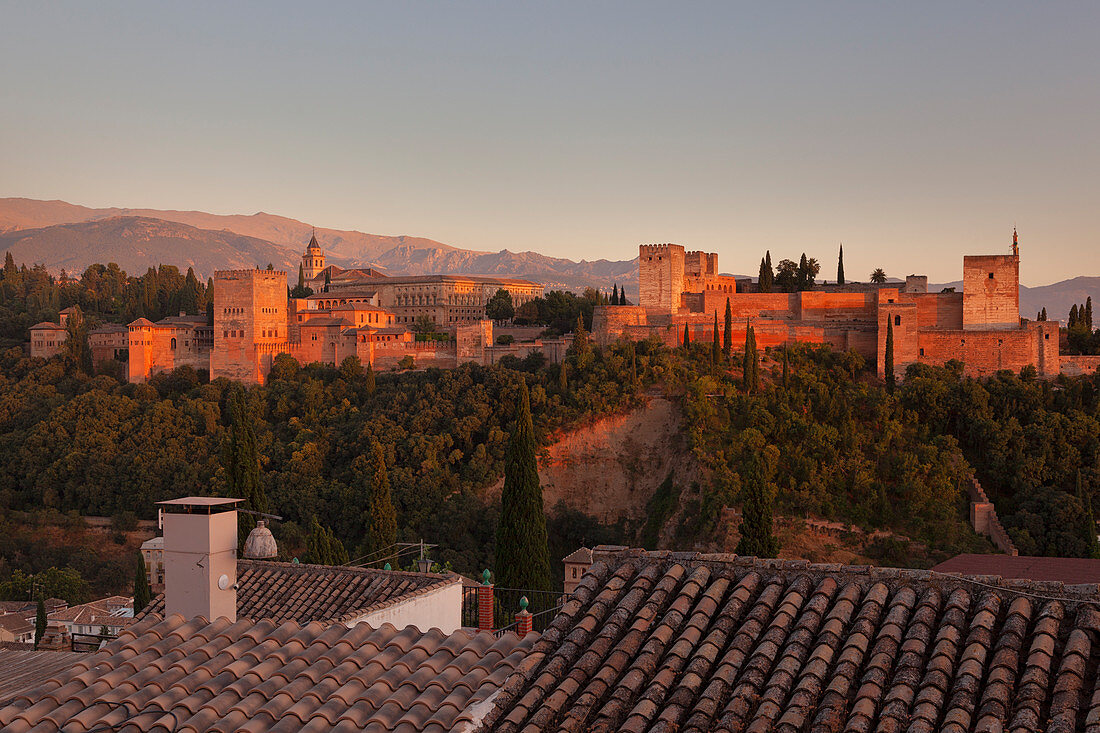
xmin=302 ymin=232 xmax=325 ymax=281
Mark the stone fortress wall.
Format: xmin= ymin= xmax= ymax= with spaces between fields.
xmin=595 ymin=231 xmax=1078 ymax=380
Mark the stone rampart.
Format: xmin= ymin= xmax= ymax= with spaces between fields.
xmin=967 ymin=479 xmax=1018 ymax=555
xmin=1060 ymin=355 xmax=1100 ymax=377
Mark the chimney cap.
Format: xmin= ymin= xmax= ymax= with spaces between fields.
xmin=158 ymin=497 xmax=242 ymax=515
xmin=243 ymin=520 xmax=278 ymax=559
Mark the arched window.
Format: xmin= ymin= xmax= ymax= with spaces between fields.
xmin=170 ymin=338 xmax=177 ymax=350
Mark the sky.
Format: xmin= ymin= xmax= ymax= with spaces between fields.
xmin=2 ymin=2 xmax=1098 ymax=285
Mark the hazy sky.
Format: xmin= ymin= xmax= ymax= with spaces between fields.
xmin=2 ymin=2 xmax=1098 ymax=284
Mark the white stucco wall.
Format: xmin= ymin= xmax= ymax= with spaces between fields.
xmin=352 ymin=580 xmax=463 ymax=634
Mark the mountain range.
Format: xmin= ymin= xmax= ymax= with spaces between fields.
xmin=0 ymin=198 xmax=1094 ymax=316
xmin=0 ymin=198 xmax=636 ymax=293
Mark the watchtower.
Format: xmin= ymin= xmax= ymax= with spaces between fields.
xmin=638 ymin=244 xmax=685 ymax=312
xmin=302 ymin=233 xmax=325 ymax=281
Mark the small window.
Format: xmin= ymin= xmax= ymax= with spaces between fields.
xmin=894 ymin=315 xmax=901 ymax=326
xmin=1045 ymin=333 xmax=1050 ymax=340
xmin=988 ymin=272 xmax=994 ymax=279
xmin=170 ymin=338 xmax=177 ymax=350
xmin=919 ymin=348 xmax=924 ymax=356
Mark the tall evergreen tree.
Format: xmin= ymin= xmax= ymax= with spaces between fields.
xmin=360 ymin=441 xmax=398 ymax=558
xmin=495 ymin=380 xmax=552 ymax=592
xmin=133 ymin=551 xmax=152 ymax=612
xmin=571 ymin=316 xmax=591 ymax=368
xmin=711 ymin=312 xmax=720 ymax=367
xmin=758 ymin=257 xmax=769 ymax=292
xmin=736 ymin=450 xmax=779 ymax=558
xmin=298 ymin=264 xmax=306 ymax=292
xmin=764 ymin=251 xmax=773 ymax=292
xmin=1041 ymin=307 xmax=1047 ymax=321
xmin=1087 ymin=297 xmax=1094 ymax=331
xmin=837 ymin=244 xmax=845 ymax=286
xmin=1070 ymin=304 xmax=1079 ymax=329
xmin=683 ymin=323 xmax=691 ymax=347
xmin=611 ymin=284 xmax=619 ymax=305
xmin=1080 ymin=471 xmax=1100 ymax=559
xmin=34 ymin=598 xmax=46 ymax=649
xmin=629 ymin=343 xmax=637 ymax=384
xmin=558 ymin=361 xmax=568 ymax=393
xmin=742 ymin=324 xmax=759 ymax=393
xmin=885 ymin=320 xmax=896 ymax=393
xmin=3 ymin=251 xmax=16 ymax=279
xmin=224 ymin=387 xmax=267 ymax=547
xmin=797 ymin=253 xmax=810 ymax=291
xmin=308 ymin=516 xmax=349 ymax=565
xmin=723 ymin=298 xmax=733 ymax=361
xmin=365 ymin=361 xmax=376 ymax=395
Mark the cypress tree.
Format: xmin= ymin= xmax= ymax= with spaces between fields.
xmin=1080 ymin=471 xmax=1100 ymax=559
xmin=225 ymin=388 xmax=267 ymax=547
xmin=1087 ymin=296 xmax=1094 ymax=330
xmin=297 ymin=264 xmax=306 ymax=292
xmin=559 ymin=361 xmax=568 ymax=393
xmin=630 ymin=343 xmax=638 ymax=384
xmin=711 ymin=311 xmax=720 ymax=367
xmin=885 ymin=320 xmax=896 ymax=393
xmin=365 ymin=361 xmax=376 ymax=395
xmin=764 ymin=251 xmax=773 ymax=292
xmin=495 ymin=380 xmax=553 ymax=592
xmin=361 ymin=441 xmax=397 ymax=558
xmin=723 ymin=297 xmax=733 ymax=361
xmin=133 ymin=550 xmax=152 ymax=612
xmin=1041 ymin=307 xmax=1047 ymax=321
xmin=34 ymin=598 xmax=46 ymax=649
xmin=1070 ymin=304 xmax=1079 ymax=329
xmin=612 ymin=284 xmax=620 ymax=305
xmin=758 ymin=258 xmax=768 ymax=292
xmin=742 ymin=324 xmax=759 ymax=393
xmin=736 ymin=453 xmax=779 ymax=558
xmin=797 ymin=253 xmax=810 ymax=291
xmin=837 ymin=244 xmax=845 ymax=286
xmin=683 ymin=323 xmax=691 ymax=347
xmin=3 ymin=252 xmax=16 ymax=279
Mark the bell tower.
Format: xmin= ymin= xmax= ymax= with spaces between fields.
xmin=302 ymin=231 xmax=325 ymax=281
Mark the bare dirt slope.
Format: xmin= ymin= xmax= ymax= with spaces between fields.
xmin=486 ymin=397 xmax=698 ymax=524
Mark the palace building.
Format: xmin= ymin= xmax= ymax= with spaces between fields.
xmin=120 ymin=235 xmax=552 ymax=384
xmin=594 ymin=231 xmax=1099 ymax=378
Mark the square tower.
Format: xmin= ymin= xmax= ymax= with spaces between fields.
xmin=211 ymin=269 xmax=289 ymax=383
xmin=638 ymin=244 xmax=685 ymax=312
xmin=962 ymin=254 xmax=1020 ymax=330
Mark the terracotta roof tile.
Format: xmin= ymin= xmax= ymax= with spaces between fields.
xmin=138 ymin=559 xmax=460 ymax=626
xmin=0 ymin=615 xmax=536 ymax=731
xmin=479 ymin=547 xmax=1100 ymax=733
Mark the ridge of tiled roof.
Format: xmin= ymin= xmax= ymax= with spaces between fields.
xmin=138 ymin=559 xmax=460 ymax=625
xmin=562 ymin=547 xmax=593 ymax=564
xmin=28 ymin=321 xmax=66 ymax=331
xmin=0 ymin=613 xmax=538 ymax=732
xmin=479 ymin=546 xmax=1100 ymax=733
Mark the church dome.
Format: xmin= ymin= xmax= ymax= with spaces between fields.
xmin=243 ymin=520 xmax=278 ymax=559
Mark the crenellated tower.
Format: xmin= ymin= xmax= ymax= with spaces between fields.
xmin=638 ymin=243 xmax=685 ymax=312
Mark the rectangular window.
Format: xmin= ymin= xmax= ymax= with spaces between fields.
xmin=919 ymin=348 xmax=924 ymax=356
xmin=988 ymin=272 xmax=994 ymax=279
xmin=894 ymin=315 xmax=901 ymax=326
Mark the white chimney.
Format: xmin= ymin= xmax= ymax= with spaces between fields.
xmin=158 ymin=497 xmax=240 ymax=622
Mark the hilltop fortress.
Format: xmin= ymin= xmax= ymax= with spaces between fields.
xmin=104 ymin=235 xmax=554 ymax=384
xmin=594 ymin=231 xmax=1099 ymax=378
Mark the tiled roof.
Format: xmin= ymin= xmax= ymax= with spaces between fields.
xmin=562 ymin=547 xmax=593 ymax=564
xmin=49 ymin=596 xmax=134 ymax=625
xmin=0 ymin=613 xmax=537 ymax=732
xmin=29 ymin=321 xmax=66 ymax=331
xmin=482 ymin=546 xmax=1100 ymax=733
xmin=88 ymin=323 xmax=129 ymax=334
xmin=934 ymin=553 xmax=1100 ymax=586
xmin=139 ymin=559 xmax=460 ymax=625
xmin=0 ymin=613 xmax=33 ymax=635
xmin=0 ymin=649 xmax=86 ymax=706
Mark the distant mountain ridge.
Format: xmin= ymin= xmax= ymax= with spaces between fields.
xmin=0 ymin=198 xmax=636 ymax=292
xmin=0 ymin=198 xmax=1093 ymax=312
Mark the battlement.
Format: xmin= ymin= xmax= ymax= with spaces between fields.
xmin=214 ymin=269 xmax=288 ymax=280
xmin=638 ymin=243 xmax=685 ymax=259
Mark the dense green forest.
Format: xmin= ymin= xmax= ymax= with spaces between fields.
xmin=678 ymin=341 xmax=1100 ymax=560
xmin=2 ymin=254 xmax=1100 ymax=600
